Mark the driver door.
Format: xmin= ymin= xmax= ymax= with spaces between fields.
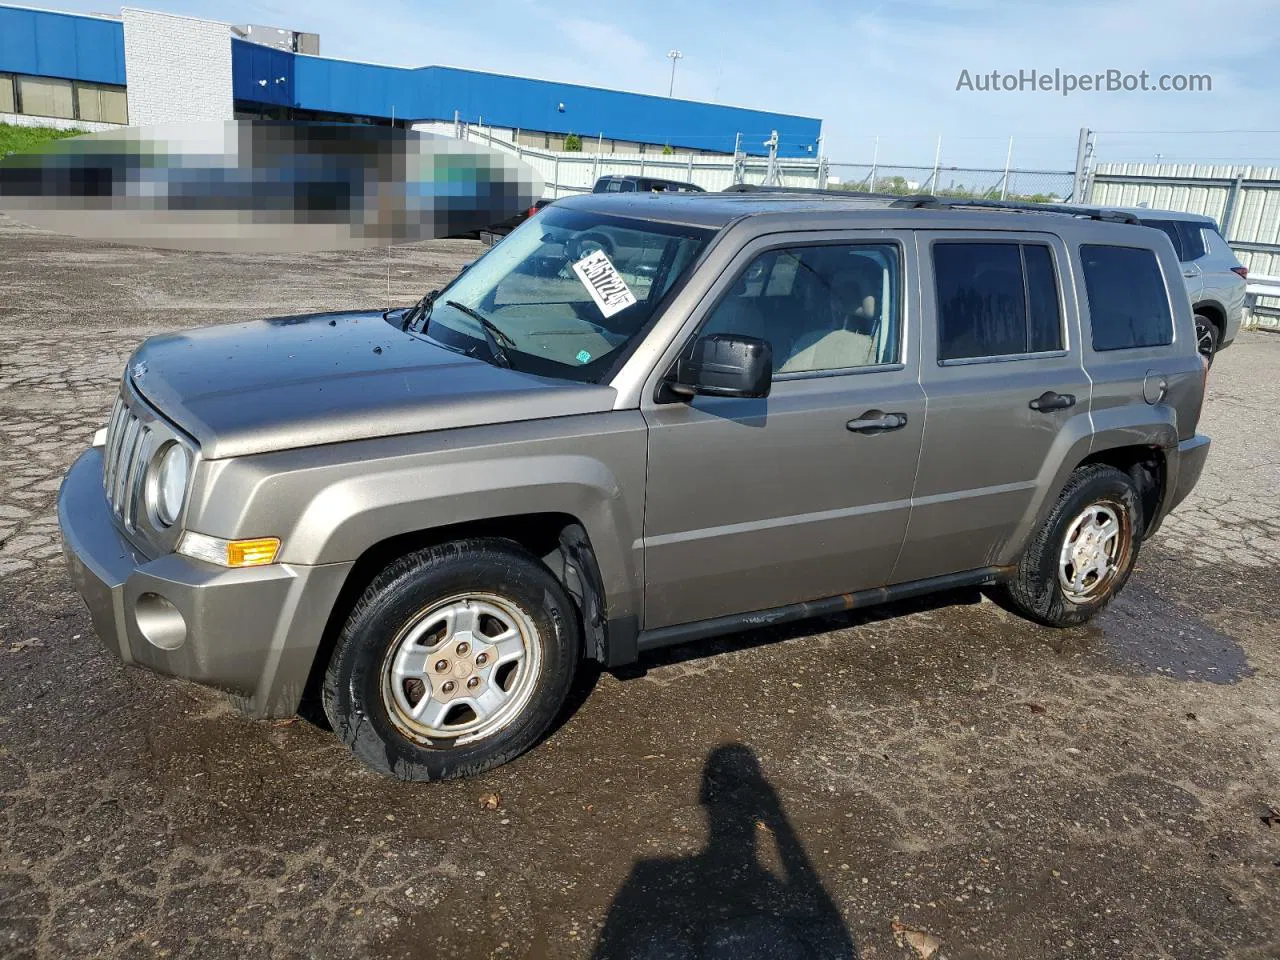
xmin=640 ymin=231 xmax=926 ymax=630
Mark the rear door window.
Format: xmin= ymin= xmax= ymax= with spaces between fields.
xmin=933 ymin=241 xmax=1064 ymax=361
xmin=1176 ymin=220 xmax=1207 ymax=260
xmin=1139 ymin=219 xmax=1185 ymax=260
xmin=1080 ymin=244 xmax=1174 ymax=351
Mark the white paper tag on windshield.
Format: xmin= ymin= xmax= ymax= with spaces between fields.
xmin=572 ymin=249 xmax=638 ymax=318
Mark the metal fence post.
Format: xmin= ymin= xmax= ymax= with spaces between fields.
xmin=928 ymin=135 xmax=941 ymax=192
xmin=552 ymin=155 xmax=560 ymax=198
xmin=1071 ymin=127 xmax=1094 ymax=202
xmin=1223 ymin=170 xmax=1245 ymax=238
xmin=1000 ymin=136 xmax=1013 ymax=200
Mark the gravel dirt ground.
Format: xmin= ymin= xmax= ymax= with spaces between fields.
xmin=1 ymin=214 xmax=1278 ymax=960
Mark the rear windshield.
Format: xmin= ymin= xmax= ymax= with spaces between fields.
xmin=421 ymin=207 xmax=713 ymax=382
xmin=1080 ymin=244 xmax=1174 ymax=351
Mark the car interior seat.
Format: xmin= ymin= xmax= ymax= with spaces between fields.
xmin=780 ymin=261 xmax=881 ymax=373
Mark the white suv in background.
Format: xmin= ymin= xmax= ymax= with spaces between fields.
xmin=1131 ymin=210 xmax=1247 ymax=362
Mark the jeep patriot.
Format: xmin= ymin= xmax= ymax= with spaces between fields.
xmin=58 ymin=192 xmax=1212 ymax=780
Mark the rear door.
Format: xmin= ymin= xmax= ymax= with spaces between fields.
xmin=640 ymin=230 xmax=925 ymax=629
xmin=1076 ymin=241 xmax=1204 ymax=443
xmin=892 ymin=230 xmax=1092 ymax=584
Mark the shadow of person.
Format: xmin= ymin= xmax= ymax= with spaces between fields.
xmin=593 ymin=744 xmax=857 ymax=960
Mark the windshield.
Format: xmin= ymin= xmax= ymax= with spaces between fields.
xmin=420 ymin=206 xmax=714 ymax=382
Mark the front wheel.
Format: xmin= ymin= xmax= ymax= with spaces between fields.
xmin=991 ymin=464 xmax=1142 ymax=628
xmin=322 ymin=539 xmax=581 ymax=781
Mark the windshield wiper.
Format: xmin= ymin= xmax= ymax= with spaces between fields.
xmin=445 ymin=299 xmax=516 ymax=369
xmin=400 ymin=289 xmax=438 ymax=331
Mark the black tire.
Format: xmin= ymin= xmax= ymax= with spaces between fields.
xmin=322 ymin=539 xmax=581 ymax=781
xmin=1194 ymin=314 xmax=1220 ymax=364
xmin=991 ymin=464 xmax=1142 ymax=628
xmin=569 ymin=231 xmax=614 ymax=260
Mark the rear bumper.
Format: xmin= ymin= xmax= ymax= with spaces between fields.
xmin=58 ymin=448 xmax=352 ymax=718
xmin=1148 ymin=434 xmax=1211 ymax=537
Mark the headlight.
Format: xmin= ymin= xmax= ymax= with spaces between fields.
xmin=148 ymin=442 xmax=191 ymax=527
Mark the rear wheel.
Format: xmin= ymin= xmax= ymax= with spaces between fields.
xmin=1194 ymin=314 xmax=1220 ymax=364
xmin=322 ymin=539 xmax=581 ymax=781
xmin=992 ymin=464 xmax=1142 ymax=627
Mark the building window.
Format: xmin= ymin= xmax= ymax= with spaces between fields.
xmin=17 ymin=76 xmax=75 ymax=120
xmin=75 ymin=83 xmax=128 ymax=124
xmin=0 ymin=74 xmax=14 ymax=114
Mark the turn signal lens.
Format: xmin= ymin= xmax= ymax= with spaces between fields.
xmin=227 ymin=538 xmax=281 ymax=567
xmin=178 ymin=532 xmax=280 ymax=568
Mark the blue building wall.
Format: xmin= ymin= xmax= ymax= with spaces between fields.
xmin=0 ymin=5 xmax=820 ymax=157
xmin=233 ymin=40 xmax=821 ymax=157
xmin=0 ymin=6 xmax=125 ymax=85
xmin=419 ymin=66 xmax=821 ymax=157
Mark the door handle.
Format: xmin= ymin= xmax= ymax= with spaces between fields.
xmin=1029 ymin=391 xmax=1076 ymax=412
xmin=846 ymin=411 xmax=908 ymax=434
xmin=1182 ymin=269 xmax=1198 ymax=278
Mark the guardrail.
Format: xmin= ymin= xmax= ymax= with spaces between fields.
xmin=1245 ymin=274 xmax=1280 ymax=330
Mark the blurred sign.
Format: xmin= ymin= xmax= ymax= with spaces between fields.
xmin=0 ymin=121 xmax=544 ymax=252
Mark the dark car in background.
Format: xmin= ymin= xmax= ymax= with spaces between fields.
xmin=592 ymin=175 xmax=704 ymax=194
xmin=479 ymin=176 xmax=706 ymax=244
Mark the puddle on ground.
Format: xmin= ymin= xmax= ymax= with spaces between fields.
xmin=1079 ymin=583 xmax=1256 ymax=684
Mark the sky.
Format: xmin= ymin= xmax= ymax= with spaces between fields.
xmin=26 ymin=0 xmax=1280 ymax=170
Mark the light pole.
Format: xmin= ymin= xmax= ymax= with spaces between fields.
xmin=667 ymin=49 xmax=683 ymax=97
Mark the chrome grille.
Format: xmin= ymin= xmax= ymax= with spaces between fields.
xmin=101 ymin=394 xmax=155 ymax=531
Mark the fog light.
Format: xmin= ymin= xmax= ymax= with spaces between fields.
xmin=178 ymin=532 xmax=281 ymax=568
xmin=134 ymin=592 xmax=186 ymax=650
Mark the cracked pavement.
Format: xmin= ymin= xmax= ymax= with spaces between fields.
xmin=1 ymin=214 xmax=1278 ymax=959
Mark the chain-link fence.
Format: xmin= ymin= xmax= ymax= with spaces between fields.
xmin=825 ymin=163 xmax=1075 ymax=202
xmin=452 ymin=125 xmax=1077 ymax=202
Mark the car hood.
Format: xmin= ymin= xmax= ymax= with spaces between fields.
xmin=127 ymin=310 xmax=618 ymax=459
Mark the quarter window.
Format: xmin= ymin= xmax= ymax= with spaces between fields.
xmin=934 ymin=241 xmax=1064 ymax=361
xmin=1080 ymin=245 xmax=1174 ymax=351
xmin=701 ymin=243 xmax=901 ymax=374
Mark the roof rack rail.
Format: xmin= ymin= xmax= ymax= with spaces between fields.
xmin=719 ymin=183 xmax=938 ymax=203
xmin=716 ymin=186 xmax=1143 ymax=224
xmin=889 ymin=195 xmax=1142 ymax=224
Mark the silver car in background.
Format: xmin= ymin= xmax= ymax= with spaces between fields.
xmin=1130 ymin=209 xmax=1247 ymax=361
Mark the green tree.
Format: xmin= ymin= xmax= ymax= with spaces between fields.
xmin=563 ymin=133 xmax=582 ymax=152
xmin=662 ymin=143 xmax=674 ymax=156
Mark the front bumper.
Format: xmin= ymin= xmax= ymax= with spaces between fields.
xmin=57 ymin=448 xmax=352 ymax=718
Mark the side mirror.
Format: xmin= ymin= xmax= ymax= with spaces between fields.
xmin=667 ymin=334 xmax=772 ymax=400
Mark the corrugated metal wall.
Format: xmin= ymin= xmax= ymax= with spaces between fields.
xmin=1090 ymin=163 xmax=1280 ymax=327
xmin=1089 ymin=163 xmax=1280 ymax=276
